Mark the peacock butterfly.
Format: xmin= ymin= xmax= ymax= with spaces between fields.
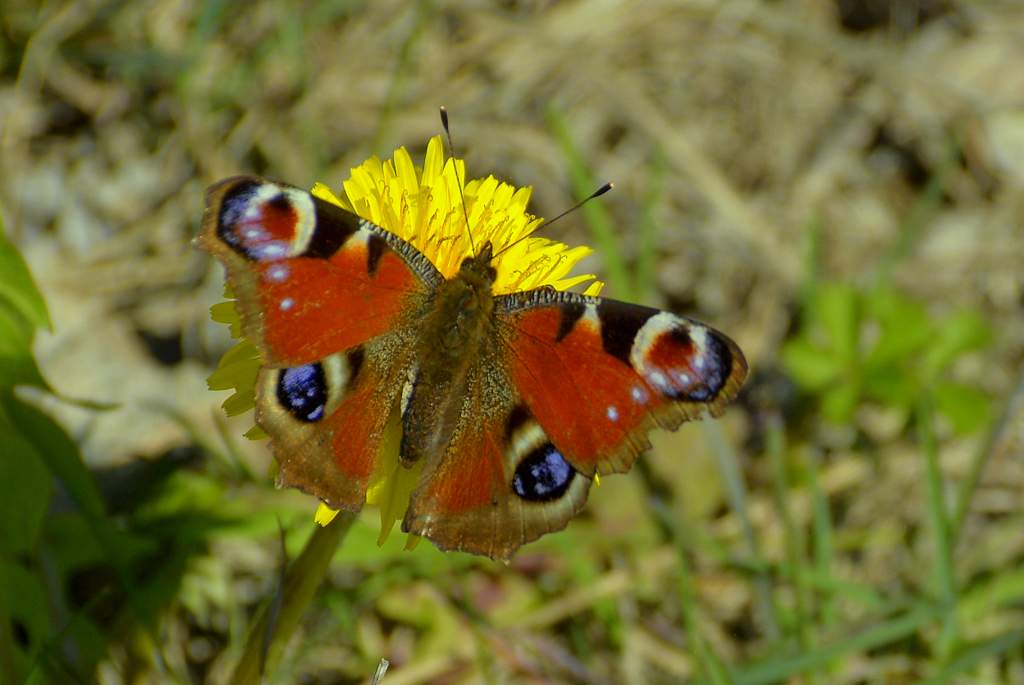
xmin=198 ymin=172 xmax=747 ymax=560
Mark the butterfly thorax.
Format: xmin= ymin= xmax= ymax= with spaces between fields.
xmin=400 ymin=243 xmax=498 ymax=466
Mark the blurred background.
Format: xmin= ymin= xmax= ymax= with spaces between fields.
xmin=2 ymin=0 xmax=1023 ymax=683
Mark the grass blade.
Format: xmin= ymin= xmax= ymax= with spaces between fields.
xmin=704 ymin=421 xmax=780 ymax=640
xmin=806 ymin=447 xmax=838 ymax=626
xmin=634 ymin=148 xmax=667 ymax=301
xmin=920 ymin=629 xmax=1024 ymax=685
xmin=950 ymin=369 xmax=1024 ymax=546
xmin=725 ymin=603 xmax=942 ymax=685
xmin=545 ymin=106 xmax=632 ymax=298
xmin=917 ymin=395 xmax=959 ymax=659
xmin=766 ymin=415 xmax=814 ymax=654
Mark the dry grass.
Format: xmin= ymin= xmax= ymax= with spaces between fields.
xmin=2 ymin=1 xmax=1023 ymax=683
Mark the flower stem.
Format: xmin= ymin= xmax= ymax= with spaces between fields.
xmin=230 ymin=511 xmax=357 ymax=684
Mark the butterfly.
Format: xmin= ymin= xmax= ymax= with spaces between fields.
xmin=198 ymin=176 xmax=747 ymax=560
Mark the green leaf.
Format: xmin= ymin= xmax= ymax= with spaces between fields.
xmin=3 ymin=394 xmax=165 ymax=649
xmin=243 ymin=424 xmax=268 ymax=440
xmin=821 ymin=382 xmax=860 ymax=423
xmin=959 ymin=567 xmax=1024 ymax=625
xmin=933 ymin=381 xmax=992 ymax=435
xmin=0 ymin=393 xmax=147 ymax=589
xmin=210 ymin=300 xmax=243 ymax=338
xmin=813 ymin=283 xmax=859 ymax=366
xmin=921 ymin=310 xmax=991 ymax=380
xmin=0 ymin=561 xmax=50 ymax=657
xmin=1 ymin=393 xmax=108 ymax=522
xmin=862 ymin=363 xmax=918 ymax=410
xmin=43 ymin=513 xmax=108 ymax=571
xmin=0 ymin=225 xmax=51 ymax=331
xmin=780 ymin=338 xmax=841 ymax=391
xmin=0 ymin=305 xmax=48 ymax=390
xmin=208 ymin=340 xmax=260 ymax=416
xmin=865 ymin=287 xmax=932 ymax=369
xmin=866 ymin=285 xmax=929 ymax=329
xmin=0 ymin=434 xmax=51 ymax=554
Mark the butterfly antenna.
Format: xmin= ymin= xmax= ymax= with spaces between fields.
xmin=491 ymin=181 xmax=613 ymax=260
xmin=440 ymin=106 xmax=477 ymax=256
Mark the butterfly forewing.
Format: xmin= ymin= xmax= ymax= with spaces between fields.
xmin=495 ymin=289 xmax=748 ymax=476
xmin=198 ymin=176 xmax=441 ymax=366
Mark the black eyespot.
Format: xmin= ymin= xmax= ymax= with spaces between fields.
xmin=267 ymin=192 xmax=291 ymax=211
xmin=276 ymin=363 xmax=327 ymax=422
xmin=512 ymin=444 xmax=575 ymax=502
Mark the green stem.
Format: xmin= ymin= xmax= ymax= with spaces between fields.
xmin=633 ymin=459 xmax=732 ymax=682
xmin=949 ymin=370 xmax=1024 ymax=546
xmin=806 ymin=448 xmax=837 ymax=627
xmin=704 ymin=421 xmax=780 ymax=639
xmin=230 ymin=512 xmax=356 ymax=683
xmin=916 ymin=395 xmax=958 ymax=659
xmin=675 ymin=512 xmax=733 ymax=684
xmin=766 ymin=416 xmax=814 ymax=657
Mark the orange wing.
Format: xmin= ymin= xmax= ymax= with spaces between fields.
xmin=199 ymin=177 xmax=440 ymax=509
xmin=401 ymin=348 xmax=592 ymax=560
xmin=498 ymin=289 xmax=747 ymax=476
xmin=197 ymin=176 xmax=441 ymax=366
xmin=401 ymin=290 xmax=746 ymax=560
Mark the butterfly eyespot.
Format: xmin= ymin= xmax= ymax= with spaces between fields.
xmin=267 ymin=192 xmax=291 ymax=210
xmin=276 ymin=363 xmax=328 ymax=422
xmin=512 ymin=443 xmax=576 ymax=502
xmin=215 ymin=181 xmax=318 ymax=261
xmin=626 ymin=313 xmax=735 ymax=403
xmin=659 ymin=332 xmax=729 ymax=402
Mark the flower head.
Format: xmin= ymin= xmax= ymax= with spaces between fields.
xmin=209 ymin=136 xmax=602 ymax=547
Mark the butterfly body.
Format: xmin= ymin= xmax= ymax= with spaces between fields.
xmin=200 ymin=176 xmax=747 ymax=560
xmin=400 ymin=243 xmax=499 ymax=467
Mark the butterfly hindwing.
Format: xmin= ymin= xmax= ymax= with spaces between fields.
xmin=401 ymin=349 xmax=592 ymax=560
xmin=199 ymin=177 xmax=435 ymax=509
xmin=256 ymin=337 xmax=414 ymax=510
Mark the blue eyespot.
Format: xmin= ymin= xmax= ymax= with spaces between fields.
xmin=512 ymin=444 xmax=575 ymax=502
xmin=276 ymin=363 xmax=327 ymax=422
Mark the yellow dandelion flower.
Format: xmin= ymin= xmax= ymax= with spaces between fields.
xmin=208 ymin=135 xmax=603 ymax=547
